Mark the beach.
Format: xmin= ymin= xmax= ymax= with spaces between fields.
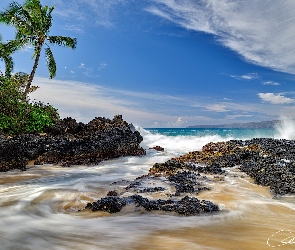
xmin=1 ymin=125 xmax=295 ymax=249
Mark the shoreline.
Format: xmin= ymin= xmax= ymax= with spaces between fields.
xmin=84 ymin=137 xmax=295 ymax=216
xmin=0 ymin=115 xmax=146 ymax=172
xmin=1 ymin=121 xmax=295 ymax=216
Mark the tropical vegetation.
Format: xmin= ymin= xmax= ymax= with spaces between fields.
xmin=0 ymin=0 xmax=77 ymax=135
xmin=0 ymin=0 xmax=77 ymax=97
xmin=0 ymin=74 xmax=60 ymax=135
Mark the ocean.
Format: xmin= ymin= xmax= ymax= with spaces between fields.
xmin=0 ymin=124 xmax=295 ymax=249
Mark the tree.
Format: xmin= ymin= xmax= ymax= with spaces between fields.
xmin=0 ymin=0 xmax=77 ymax=97
xmin=0 ymin=36 xmax=20 ymax=77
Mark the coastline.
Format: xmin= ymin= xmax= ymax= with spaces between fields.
xmin=1 ymin=126 xmax=295 ymax=249
xmin=0 ymin=115 xmax=145 ymax=172
xmin=84 ymin=137 xmax=295 ymax=216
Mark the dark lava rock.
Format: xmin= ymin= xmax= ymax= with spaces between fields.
xmin=174 ymin=138 xmax=295 ymax=195
xmin=168 ymin=171 xmax=198 ymax=196
xmin=138 ymin=187 xmax=166 ymax=193
xmin=107 ymin=190 xmax=118 ymax=196
xmin=149 ymin=146 xmax=164 ymax=151
xmin=84 ymin=194 xmax=219 ymax=216
xmin=85 ymin=196 xmax=127 ymax=213
xmin=0 ymin=115 xmax=146 ymax=171
xmin=149 ymin=160 xmax=187 ymax=176
xmin=125 ymin=181 xmax=141 ymax=190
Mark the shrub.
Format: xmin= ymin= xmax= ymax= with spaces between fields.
xmin=25 ymin=101 xmax=60 ymax=133
xmin=0 ymin=75 xmax=60 ymax=135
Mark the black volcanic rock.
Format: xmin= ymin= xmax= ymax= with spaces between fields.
xmin=85 ymin=194 xmax=219 ymax=216
xmin=174 ymin=138 xmax=295 ymax=195
xmin=0 ymin=115 xmax=146 ymax=171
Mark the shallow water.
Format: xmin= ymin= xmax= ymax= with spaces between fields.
xmin=1 ymin=127 xmax=295 ymax=250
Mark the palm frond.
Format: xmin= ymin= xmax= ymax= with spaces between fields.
xmin=0 ymin=2 xmax=22 ymax=25
xmin=45 ymin=47 xmax=56 ymax=79
xmin=2 ymin=55 xmax=14 ymax=77
xmin=0 ymin=2 xmax=32 ymax=33
xmin=0 ymin=40 xmax=19 ymax=77
xmin=1 ymin=0 xmax=77 ymax=85
xmin=47 ymin=36 xmax=77 ymax=49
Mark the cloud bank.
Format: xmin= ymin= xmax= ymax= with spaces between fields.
xmin=30 ymin=77 xmax=215 ymax=127
xmin=29 ymin=77 xmax=295 ymax=127
xmin=148 ymin=0 xmax=295 ymax=74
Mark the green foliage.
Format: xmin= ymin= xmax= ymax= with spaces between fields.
xmin=24 ymin=101 xmax=60 ymax=133
xmin=0 ymin=38 xmax=21 ymax=77
xmin=0 ymin=0 xmax=77 ymax=97
xmin=0 ymin=75 xmax=60 ymax=135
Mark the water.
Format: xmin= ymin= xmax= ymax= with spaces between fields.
xmin=1 ymin=124 xmax=295 ymax=249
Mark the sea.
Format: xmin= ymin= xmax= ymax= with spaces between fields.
xmin=1 ymin=121 xmax=295 ymax=250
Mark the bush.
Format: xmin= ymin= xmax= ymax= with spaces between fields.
xmin=25 ymin=101 xmax=60 ymax=133
xmin=0 ymin=75 xmax=60 ymax=135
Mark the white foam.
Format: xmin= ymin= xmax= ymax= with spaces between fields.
xmin=138 ymin=127 xmax=233 ymax=156
xmin=275 ymin=118 xmax=295 ymax=139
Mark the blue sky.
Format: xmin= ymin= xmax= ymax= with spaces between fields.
xmin=1 ymin=0 xmax=295 ymax=127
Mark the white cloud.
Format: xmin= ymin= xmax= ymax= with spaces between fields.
xmin=262 ymin=81 xmax=280 ymax=86
xmin=241 ymin=73 xmax=259 ymax=80
xmin=230 ymin=73 xmax=259 ymax=80
xmin=258 ymin=93 xmax=295 ymax=104
xmin=148 ymin=0 xmax=295 ymax=74
xmin=226 ymin=114 xmax=253 ymax=119
xmin=30 ymin=77 xmax=212 ymax=127
xmin=206 ymin=104 xmax=228 ymax=112
xmin=167 ymin=117 xmax=187 ymax=127
xmin=28 ymin=77 xmax=295 ymax=127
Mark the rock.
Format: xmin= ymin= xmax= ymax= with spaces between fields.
xmin=85 ymin=196 xmax=127 ymax=213
xmin=174 ymin=138 xmax=295 ymax=195
xmin=149 ymin=146 xmax=164 ymax=151
xmin=107 ymin=190 xmax=118 ymax=196
xmin=0 ymin=115 xmax=146 ymax=172
xmin=84 ymin=194 xmax=219 ymax=216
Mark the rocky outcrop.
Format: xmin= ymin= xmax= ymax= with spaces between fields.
xmin=83 ymin=138 xmax=295 ymax=217
xmin=173 ymin=138 xmax=295 ymax=195
xmin=83 ymin=151 xmax=220 ymax=216
xmin=0 ymin=115 xmax=146 ymax=172
xmin=85 ymin=195 xmax=219 ymax=215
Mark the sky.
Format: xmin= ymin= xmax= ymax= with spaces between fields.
xmin=1 ymin=0 xmax=295 ymax=128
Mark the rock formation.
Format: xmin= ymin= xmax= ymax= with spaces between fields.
xmin=0 ymin=115 xmax=146 ymax=171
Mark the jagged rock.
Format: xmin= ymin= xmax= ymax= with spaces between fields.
xmin=84 ymin=194 xmax=219 ymax=216
xmin=174 ymin=138 xmax=295 ymax=195
xmin=0 ymin=115 xmax=146 ymax=171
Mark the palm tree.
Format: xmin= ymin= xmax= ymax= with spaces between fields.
xmin=0 ymin=36 xmax=19 ymax=77
xmin=0 ymin=0 xmax=77 ymax=96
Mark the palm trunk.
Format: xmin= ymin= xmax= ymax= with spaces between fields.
xmin=24 ymin=41 xmax=43 ymax=97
